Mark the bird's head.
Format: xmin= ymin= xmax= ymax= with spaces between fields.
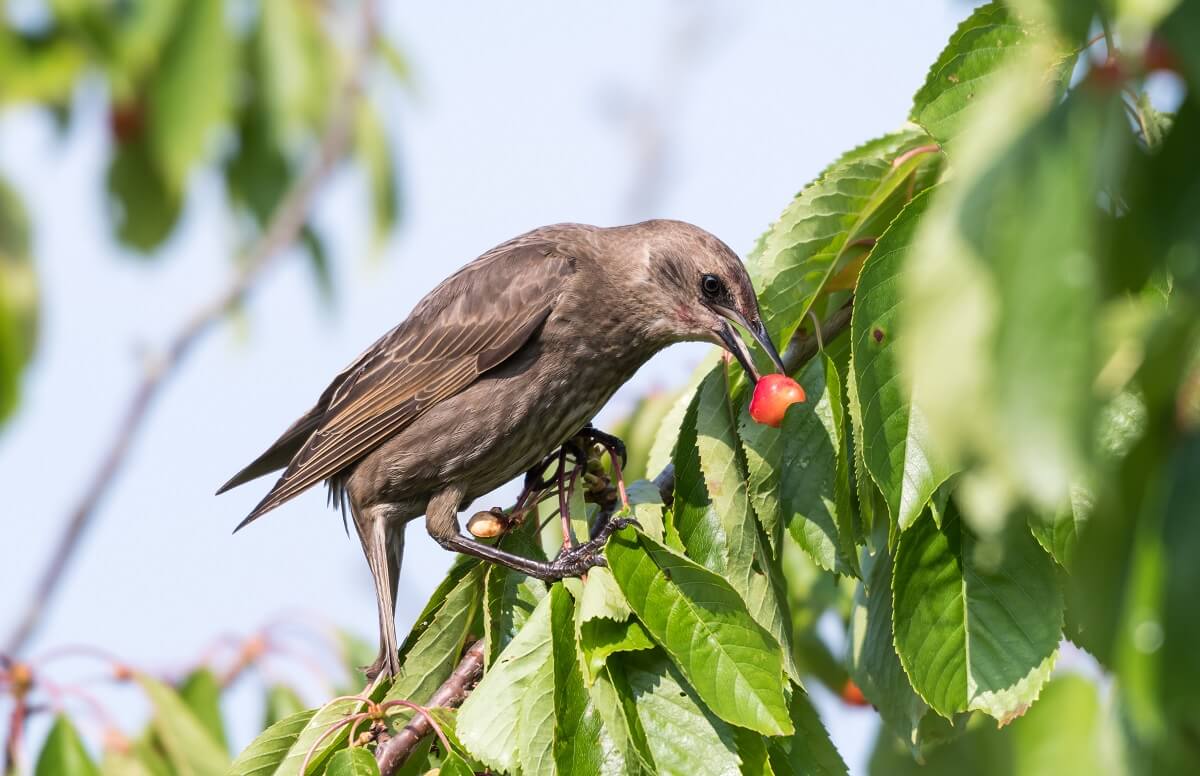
xmin=620 ymin=220 xmax=785 ymax=383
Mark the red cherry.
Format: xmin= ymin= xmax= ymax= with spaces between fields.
xmin=1145 ymin=34 xmax=1181 ymax=74
xmin=840 ymin=678 xmax=870 ymax=707
xmin=748 ymin=374 xmax=806 ymax=428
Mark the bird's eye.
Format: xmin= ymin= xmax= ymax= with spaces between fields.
xmin=701 ymin=274 xmax=723 ymax=299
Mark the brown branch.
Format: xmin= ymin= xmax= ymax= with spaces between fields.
xmin=653 ymin=299 xmax=855 ymax=506
xmin=2 ymin=10 xmax=377 ymax=656
xmin=375 ymin=639 xmax=486 ymax=776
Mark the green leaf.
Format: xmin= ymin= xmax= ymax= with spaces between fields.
xmin=227 ymin=709 xmax=316 ymax=776
xmin=765 ymin=690 xmax=848 ymax=776
xmin=780 ymin=356 xmax=854 ymax=574
xmin=384 ymin=562 xmax=484 ymax=715
xmin=682 ymin=368 xmax=799 ymax=682
xmin=891 ymin=507 xmax=1062 ymax=721
xmin=621 ymin=649 xmax=741 ymax=776
xmin=911 ymin=1 xmax=1040 ymax=148
xmin=484 ymin=522 xmax=547 ymax=665
xmin=736 ymin=392 xmax=785 ymax=552
xmin=624 ymin=479 xmax=667 ymax=544
xmin=458 ymin=591 xmax=555 ymax=775
xmin=178 ymin=669 xmax=227 ymax=753
xmin=852 ymin=189 xmax=953 ymax=531
xmin=847 ymin=544 xmax=928 ymax=751
xmin=0 ymin=176 xmax=36 ymax=425
xmin=551 ymin=585 xmax=633 ymax=776
xmin=605 ymin=529 xmax=792 ymax=736
xmin=579 ymin=616 xmax=656 ymax=682
xmin=748 ymin=129 xmax=940 ymax=346
xmin=135 ymin=674 xmax=229 ymax=776
xmin=36 ymin=716 xmax=99 ymax=776
xmin=146 ymin=0 xmax=234 ymax=193
xmin=323 ymin=747 xmax=379 ymax=776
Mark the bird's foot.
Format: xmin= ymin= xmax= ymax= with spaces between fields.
xmin=574 ymin=424 xmax=627 ymax=466
xmin=547 ymin=516 xmax=639 ymax=579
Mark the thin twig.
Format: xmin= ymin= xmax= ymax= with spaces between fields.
xmin=375 ymin=639 xmax=486 ymax=776
xmin=2 ymin=8 xmax=379 ymax=657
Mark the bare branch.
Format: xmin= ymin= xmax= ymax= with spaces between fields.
xmin=375 ymin=639 xmax=486 ymax=776
xmin=3 ymin=8 xmax=378 ymax=657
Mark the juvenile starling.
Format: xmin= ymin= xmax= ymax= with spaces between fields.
xmin=218 ymin=220 xmax=784 ymax=678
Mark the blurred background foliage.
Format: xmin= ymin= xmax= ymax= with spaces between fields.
xmin=0 ymin=0 xmax=405 ymax=427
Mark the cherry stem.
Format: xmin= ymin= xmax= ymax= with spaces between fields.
xmin=379 ymin=700 xmax=452 ymax=755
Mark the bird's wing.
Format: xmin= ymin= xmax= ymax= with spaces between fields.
xmin=235 ymin=237 xmax=575 ymax=528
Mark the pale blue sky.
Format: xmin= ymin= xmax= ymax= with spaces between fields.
xmin=1 ymin=2 xmax=976 ymax=771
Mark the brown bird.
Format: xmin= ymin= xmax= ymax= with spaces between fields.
xmin=218 ymin=220 xmax=784 ymax=679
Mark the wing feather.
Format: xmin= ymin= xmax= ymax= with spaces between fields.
xmin=233 ymin=236 xmax=573 ymax=527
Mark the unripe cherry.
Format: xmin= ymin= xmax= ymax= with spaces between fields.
xmin=467 ymin=510 xmax=505 ymax=538
xmin=840 ymin=678 xmax=870 ymax=707
xmin=748 ymin=374 xmax=806 ymax=428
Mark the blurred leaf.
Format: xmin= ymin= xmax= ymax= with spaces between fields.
xmin=355 ymin=102 xmax=400 ymax=250
xmin=1160 ymin=1 xmax=1200 ymax=86
xmin=868 ymin=675 xmax=1122 ymax=775
xmin=108 ymin=0 xmax=186 ymax=95
xmin=852 ymin=189 xmax=953 ymax=532
xmin=146 ymin=0 xmax=233 ymax=193
xmin=780 ymin=355 xmax=855 ymax=574
xmin=226 ymin=709 xmax=316 ymax=776
xmin=748 ymin=128 xmax=939 ymax=346
xmin=0 ymin=177 xmax=37 ymax=425
xmin=263 ymin=685 xmax=307 ymax=729
xmin=323 ymin=748 xmax=379 ymax=776
xmin=0 ymin=28 xmax=87 ymax=106
xmin=605 ymin=528 xmax=792 ymax=736
xmin=611 ymin=387 xmax=679 ymax=481
xmin=458 ymin=591 xmax=555 ymax=775
xmin=256 ymin=0 xmax=334 ymax=148
xmin=178 ymin=668 xmax=228 ymax=753
xmin=135 ymin=673 xmax=229 ymax=776
xmin=765 ymin=690 xmax=848 ymax=776
xmin=891 ymin=507 xmax=1062 ymax=722
xmin=107 ymin=139 xmax=182 ymax=252
xmin=36 ymin=716 xmax=99 ymax=776
xmin=621 ymin=649 xmax=740 ymax=776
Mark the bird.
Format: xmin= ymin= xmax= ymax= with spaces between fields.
xmin=218 ymin=219 xmax=785 ymax=679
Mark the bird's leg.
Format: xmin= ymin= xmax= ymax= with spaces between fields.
xmin=352 ymin=504 xmax=403 ymax=681
xmin=425 ymin=484 xmax=614 ymax=581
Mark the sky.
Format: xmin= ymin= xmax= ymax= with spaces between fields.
xmin=0 ymin=2 xmax=977 ymax=771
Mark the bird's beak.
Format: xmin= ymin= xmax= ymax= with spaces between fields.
xmin=713 ymin=305 xmax=786 ymax=383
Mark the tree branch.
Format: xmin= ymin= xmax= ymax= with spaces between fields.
xmin=375 ymin=639 xmax=486 ymax=776
xmin=652 ymin=299 xmax=855 ymax=505
xmin=3 ymin=14 xmax=375 ymax=656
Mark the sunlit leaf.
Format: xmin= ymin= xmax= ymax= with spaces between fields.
xmin=891 ymin=507 xmax=1062 ymax=721
xmin=135 ymin=674 xmax=229 ymax=776
xmin=323 ymin=747 xmax=379 ymax=776
xmin=606 ymin=529 xmax=792 ymax=736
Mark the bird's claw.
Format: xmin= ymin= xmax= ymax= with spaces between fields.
xmin=576 ymin=424 xmax=627 ymax=466
xmin=548 ymin=517 xmax=639 ymax=580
